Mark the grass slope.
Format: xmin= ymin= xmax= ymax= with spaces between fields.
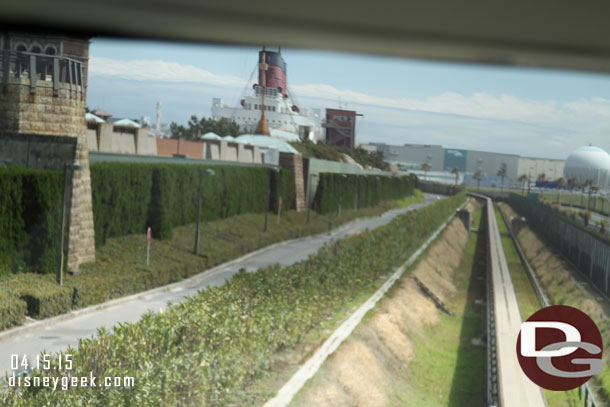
xmin=404 ymin=207 xmax=487 ymax=407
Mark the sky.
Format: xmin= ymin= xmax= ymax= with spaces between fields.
xmin=87 ymin=37 xmax=610 ymax=160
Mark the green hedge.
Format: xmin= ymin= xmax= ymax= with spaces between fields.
xmin=0 ymin=274 xmax=72 ymax=319
xmin=313 ymin=173 xmax=417 ymax=214
xmin=3 ymin=192 xmax=465 ymax=406
xmin=90 ymin=163 xmax=154 ymax=247
xmin=0 ymin=163 xmax=296 ymax=275
xmin=92 ymin=163 xmax=295 ymax=243
xmin=0 ymin=168 xmax=63 ymax=276
xmin=0 ymin=292 xmax=27 ymax=331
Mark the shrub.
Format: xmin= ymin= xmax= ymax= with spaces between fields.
xmin=0 ymin=292 xmax=27 ymax=331
xmin=580 ymin=210 xmax=592 ymax=226
xmin=0 ymin=274 xmax=71 ymax=319
xmin=0 ymin=168 xmax=63 ymax=275
xmin=90 ymin=163 xmax=154 ymax=247
xmin=91 ymin=163 xmax=295 ymax=242
xmin=313 ymin=173 xmax=416 ymax=214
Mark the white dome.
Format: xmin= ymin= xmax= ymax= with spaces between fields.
xmin=564 ymin=146 xmax=610 ymax=189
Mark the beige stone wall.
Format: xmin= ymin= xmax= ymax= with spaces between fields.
xmin=279 ymin=152 xmax=306 ymax=211
xmin=1 ymin=78 xmax=95 ymax=269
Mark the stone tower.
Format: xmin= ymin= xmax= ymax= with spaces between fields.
xmin=0 ymin=32 xmax=95 ymax=270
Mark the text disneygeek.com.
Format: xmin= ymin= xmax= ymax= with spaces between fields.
xmin=7 ymin=354 xmax=134 ymax=390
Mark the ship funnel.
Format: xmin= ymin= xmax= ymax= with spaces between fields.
xmin=258 ymin=50 xmax=287 ymax=98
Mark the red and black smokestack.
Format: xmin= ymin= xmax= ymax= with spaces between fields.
xmin=258 ymin=50 xmax=287 ymax=98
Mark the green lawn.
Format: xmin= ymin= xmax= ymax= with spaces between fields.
xmin=403 ymin=205 xmax=487 ymax=407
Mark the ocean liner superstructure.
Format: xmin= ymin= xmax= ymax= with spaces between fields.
xmin=211 ymin=48 xmax=323 ymax=142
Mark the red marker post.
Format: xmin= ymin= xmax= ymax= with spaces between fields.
xmin=277 ymin=196 xmax=282 ymax=225
xmin=146 ymin=227 xmax=152 ymax=266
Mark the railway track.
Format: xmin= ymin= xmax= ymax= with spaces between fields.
xmin=469 ymin=193 xmax=547 ymax=407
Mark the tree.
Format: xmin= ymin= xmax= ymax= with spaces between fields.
xmin=583 ymin=178 xmax=594 ymax=209
xmin=450 ymin=167 xmax=460 ymax=186
xmin=169 ymin=115 xmax=243 ymax=140
xmin=556 ymin=177 xmax=565 ymax=205
xmin=474 ymin=169 xmax=483 ymax=191
xmin=421 ymin=162 xmax=431 ymax=180
xmin=537 ymin=173 xmax=546 ymax=198
xmin=497 ymin=163 xmax=507 ymax=193
xmin=518 ymin=174 xmax=528 ymax=196
xmin=567 ymin=176 xmax=577 ymax=190
xmin=567 ymin=176 xmax=578 ymax=207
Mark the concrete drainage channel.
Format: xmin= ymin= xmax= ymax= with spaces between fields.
xmin=264 ymin=201 xmax=467 ymax=407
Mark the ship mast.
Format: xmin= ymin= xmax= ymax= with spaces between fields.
xmin=255 ymin=46 xmax=271 ymax=136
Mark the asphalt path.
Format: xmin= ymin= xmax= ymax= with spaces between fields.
xmin=0 ymin=193 xmax=443 ymax=377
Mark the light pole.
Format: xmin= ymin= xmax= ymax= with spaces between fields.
xmin=355 ymin=175 xmax=359 ymax=211
xmin=194 ymin=168 xmax=215 ymax=255
xmin=264 ymin=167 xmax=280 ymax=232
xmin=57 ymin=161 xmax=84 ymax=285
xmin=306 ymin=173 xmax=318 ymax=224
xmin=338 ymin=174 xmax=347 ymax=217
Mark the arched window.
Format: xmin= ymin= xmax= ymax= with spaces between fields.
xmin=14 ymin=44 xmax=28 ymax=78
xmin=42 ymin=46 xmax=57 ymax=80
xmin=30 ymin=45 xmax=42 ymax=54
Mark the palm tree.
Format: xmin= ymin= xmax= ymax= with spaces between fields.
xmin=451 ymin=167 xmax=460 ymax=186
xmin=537 ymin=173 xmax=546 ymax=198
xmin=421 ymin=162 xmax=431 ymax=180
xmin=567 ymin=176 xmax=577 ymax=207
xmin=518 ymin=174 xmax=528 ymax=196
xmin=497 ymin=163 xmax=507 ymax=193
xmin=474 ymin=170 xmax=483 ymax=191
xmin=583 ymin=178 xmax=594 ymax=209
xmin=556 ymin=177 xmax=565 ymax=205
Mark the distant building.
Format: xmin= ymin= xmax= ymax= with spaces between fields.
xmin=564 ymin=146 xmax=610 ymax=190
xmin=325 ymin=108 xmax=358 ymax=148
xmin=362 ymin=141 xmax=565 ymax=187
xmin=370 ymin=143 xmax=444 ymax=171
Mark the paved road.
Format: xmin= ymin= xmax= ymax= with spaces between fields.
xmin=486 ymin=198 xmax=547 ymax=407
xmin=0 ymin=194 xmax=443 ymax=377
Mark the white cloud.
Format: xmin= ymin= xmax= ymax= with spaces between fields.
xmin=90 ymin=57 xmax=610 ymax=128
xmin=89 ymin=57 xmax=246 ymax=87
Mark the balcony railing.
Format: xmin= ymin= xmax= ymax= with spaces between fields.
xmin=1 ymin=50 xmax=85 ymax=99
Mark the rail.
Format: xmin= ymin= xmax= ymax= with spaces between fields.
xmin=468 ymin=192 xmax=547 ymax=407
xmin=498 ymin=203 xmax=600 ymax=407
xmin=1 ymin=50 xmax=85 ymax=99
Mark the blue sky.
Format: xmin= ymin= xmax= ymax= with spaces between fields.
xmin=87 ymin=37 xmax=610 ymax=159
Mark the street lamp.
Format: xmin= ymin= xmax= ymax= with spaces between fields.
xmin=56 ymin=161 xmax=84 ymax=285
xmin=194 ymin=168 xmax=215 ymax=255
xmin=338 ymin=174 xmax=347 ymax=217
xmin=264 ymin=167 xmax=280 ymax=232
xmin=306 ymin=173 xmax=318 ymax=224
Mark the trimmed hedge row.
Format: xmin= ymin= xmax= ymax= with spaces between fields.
xmin=313 ymin=173 xmax=417 ymax=214
xmin=0 ymin=168 xmax=63 ymax=277
xmin=92 ymin=163 xmax=296 ymax=244
xmin=3 ymin=192 xmax=466 ymax=406
xmin=0 ymin=292 xmax=27 ymax=331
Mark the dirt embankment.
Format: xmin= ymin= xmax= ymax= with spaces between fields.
xmin=292 ymin=200 xmax=478 ymax=407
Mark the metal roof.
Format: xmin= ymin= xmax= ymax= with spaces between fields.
xmin=235 ymin=135 xmax=298 ymax=154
